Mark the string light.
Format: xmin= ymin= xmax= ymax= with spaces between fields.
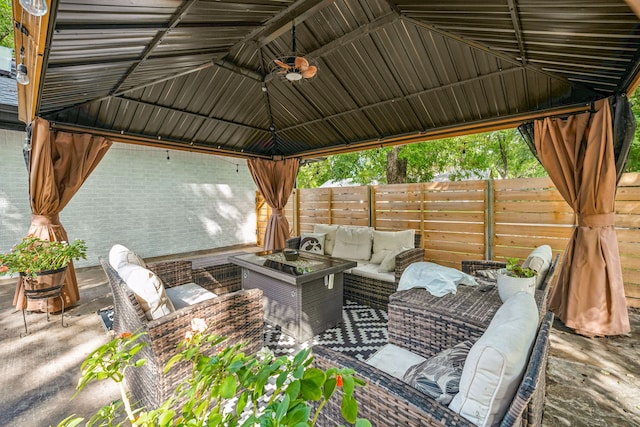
xmin=16 ymin=47 xmax=29 ymax=85
xmin=19 ymin=0 xmax=48 ymax=17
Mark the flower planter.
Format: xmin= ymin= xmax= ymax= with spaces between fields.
xmin=496 ymin=268 xmax=536 ymax=303
xmin=21 ymin=267 xmax=67 ymax=299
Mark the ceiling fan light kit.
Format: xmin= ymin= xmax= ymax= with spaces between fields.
xmin=271 ymin=22 xmax=318 ymax=82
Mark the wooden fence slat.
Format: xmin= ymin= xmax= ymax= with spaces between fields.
xmin=495 ymin=211 xmax=575 ymax=225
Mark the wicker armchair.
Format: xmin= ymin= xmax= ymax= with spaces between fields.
xmin=313 ymin=311 xmax=554 ymax=427
xmin=286 ymin=233 xmax=424 ymax=310
xmin=99 ymin=257 xmax=264 ymax=410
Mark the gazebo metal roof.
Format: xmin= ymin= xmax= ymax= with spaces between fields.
xmin=13 ymin=0 xmax=640 ymax=159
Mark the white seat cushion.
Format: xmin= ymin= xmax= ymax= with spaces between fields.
xmin=313 ymin=224 xmax=340 ymax=255
xmin=118 ymin=262 xmax=175 ymax=320
xmin=366 ymin=343 xmax=427 ymax=379
xmin=371 ymin=229 xmax=415 ymax=262
xmin=449 ymin=291 xmax=538 ymax=426
xmin=349 ymin=263 xmax=395 ymax=283
xmin=165 ymin=282 xmax=217 ymax=310
xmin=332 ymin=226 xmax=374 ymax=261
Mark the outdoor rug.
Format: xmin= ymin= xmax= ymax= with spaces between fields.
xmin=98 ymin=300 xmax=387 ymax=361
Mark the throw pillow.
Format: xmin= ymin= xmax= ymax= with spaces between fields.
xmin=448 ymin=291 xmax=538 ymax=426
xmin=378 ymin=247 xmax=410 ymax=272
xmin=371 ymin=229 xmax=415 ymax=263
xmin=332 ymin=226 xmax=374 ymax=261
xmin=109 ymin=244 xmax=146 ymax=270
xmin=118 ymin=262 xmax=175 ymax=320
xmin=314 ymin=224 xmax=340 ymax=256
xmin=397 ymin=262 xmax=478 ymax=297
xmin=403 ymin=340 xmax=474 ymax=404
xmin=522 ymin=245 xmax=552 ymax=286
xmin=369 ymin=249 xmax=391 ymax=265
xmin=299 ymin=232 xmax=326 ymax=254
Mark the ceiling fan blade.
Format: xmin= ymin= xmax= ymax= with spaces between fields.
xmin=302 ymin=65 xmax=317 ymax=79
xmin=274 ymin=59 xmax=291 ymax=70
xmin=295 ymin=56 xmax=309 ymax=70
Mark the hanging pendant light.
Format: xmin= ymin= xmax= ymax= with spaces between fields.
xmin=16 ymin=47 xmax=29 ymax=85
xmin=19 ymin=0 xmax=48 ymax=16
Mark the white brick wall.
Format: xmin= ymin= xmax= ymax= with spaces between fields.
xmin=0 ymin=129 xmax=258 ymax=268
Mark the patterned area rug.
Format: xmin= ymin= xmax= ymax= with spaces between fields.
xmin=98 ymin=300 xmax=387 ymax=361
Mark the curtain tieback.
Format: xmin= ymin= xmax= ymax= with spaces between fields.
xmin=577 ymin=213 xmax=615 ymax=227
xmin=31 ymin=214 xmax=61 ymax=226
xmin=271 ymin=208 xmax=283 ymax=216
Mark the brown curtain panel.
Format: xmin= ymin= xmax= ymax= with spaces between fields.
xmin=247 ymin=158 xmax=299 ymax=250
xmin=13 ymin=117 xmax=112 ymax=312
xmin=534 ymin=98 xmax=630 ymax=336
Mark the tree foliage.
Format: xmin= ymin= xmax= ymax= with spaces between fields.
xmin=625 ymin=89 xmax=640 ymax=173
xmin=0 ymin=0 xmax=14 ymax=49
xmin=298 ymin=128 xmax=547 ymax=188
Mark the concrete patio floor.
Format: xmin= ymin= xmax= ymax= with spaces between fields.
xmin=0 ymin=248 xmax=638 ymax=427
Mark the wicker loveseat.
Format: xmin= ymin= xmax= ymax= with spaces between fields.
xmin=99 ymin=257 xmax=264 ymax=409
xmin=313 ymin=311 xmax=554 ymax=426
xmin=286 ymin=226 xmax=424 ymax=310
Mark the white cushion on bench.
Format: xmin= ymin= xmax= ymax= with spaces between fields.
xmin=366 ymin=343 xmax=427 ymax=379
xmin=166 ymin=282 xmax=217 ymax=310
xmin=109 ymin=244 xmax=146 ymax=270
xmin=332 ymin=226 xmax=374 ymax=261
xmin=449 ymin=291 xmax=538 ymax=426
xmin=314 ymin=224 xmax=340 ymax=255
xmin=350 ymin=263 xmax=395 ymax=283
xmin=118 ymin=262 xmax=175 ymax=320
xmin=371 ymin=229 xmax=415 ymax=263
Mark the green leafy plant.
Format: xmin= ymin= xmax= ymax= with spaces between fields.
xmin=0 ymin=235 xmax=87 ymax=278
xmin=57 ymin=318 xmax=371 ymax=427
xmin=505 ymin=257 xmax=537 ymax=278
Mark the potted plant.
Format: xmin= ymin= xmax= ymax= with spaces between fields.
xmin=0 ymin=235 xmax=87 ymax=297
xmin=496 ymin=257 xmax=538 ymax=302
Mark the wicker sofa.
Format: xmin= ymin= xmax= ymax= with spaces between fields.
xmin=99 ymin=257 xmax=264 ymax=409
xmin=313 ymin=311 xmax=554 ymax=426
xmin=286 ymin=226 xmax=424 ymax=310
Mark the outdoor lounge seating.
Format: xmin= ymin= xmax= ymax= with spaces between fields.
xmin=387 ymin=253 xmax=559 ymax=357
xmin=99 ymin=255 xmax=264 ymax=409
xmin=286 ymin=225 xmax=425 ymax=309
xmin=313 ymin=306 xmax=554 ymax=426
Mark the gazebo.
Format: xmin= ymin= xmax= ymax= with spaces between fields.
xmin=10 ymin=0 xmax=640 ymax=337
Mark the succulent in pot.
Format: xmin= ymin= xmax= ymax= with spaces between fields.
xmin=496 ymin=257 xmax=538 ymax=302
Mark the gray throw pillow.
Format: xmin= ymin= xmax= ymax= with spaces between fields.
xmin=403 ymin=340 xmax=474 ymax=404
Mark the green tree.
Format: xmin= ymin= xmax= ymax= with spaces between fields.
xmin=625 ymin=89 xmax=640 ymax=172
xmin=297 ymin=128 xmax=546 ymax=188
xmin=0 ymin=0 xmax=14 ymax=49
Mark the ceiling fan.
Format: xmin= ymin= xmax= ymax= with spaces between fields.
xmin=271 ymin=22 xmax=317 ymax=82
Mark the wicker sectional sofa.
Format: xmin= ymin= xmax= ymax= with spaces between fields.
xmin=286 ymin=225 xmax=424 ymax=310
xmin=313 ymin=311 xmax=554 ymax=426
xmin=312 ymin=251 xmax=559 ymax=426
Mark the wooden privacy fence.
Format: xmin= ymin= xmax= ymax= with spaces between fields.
xmin=257 ymin=173 xmax=640 ymax=307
